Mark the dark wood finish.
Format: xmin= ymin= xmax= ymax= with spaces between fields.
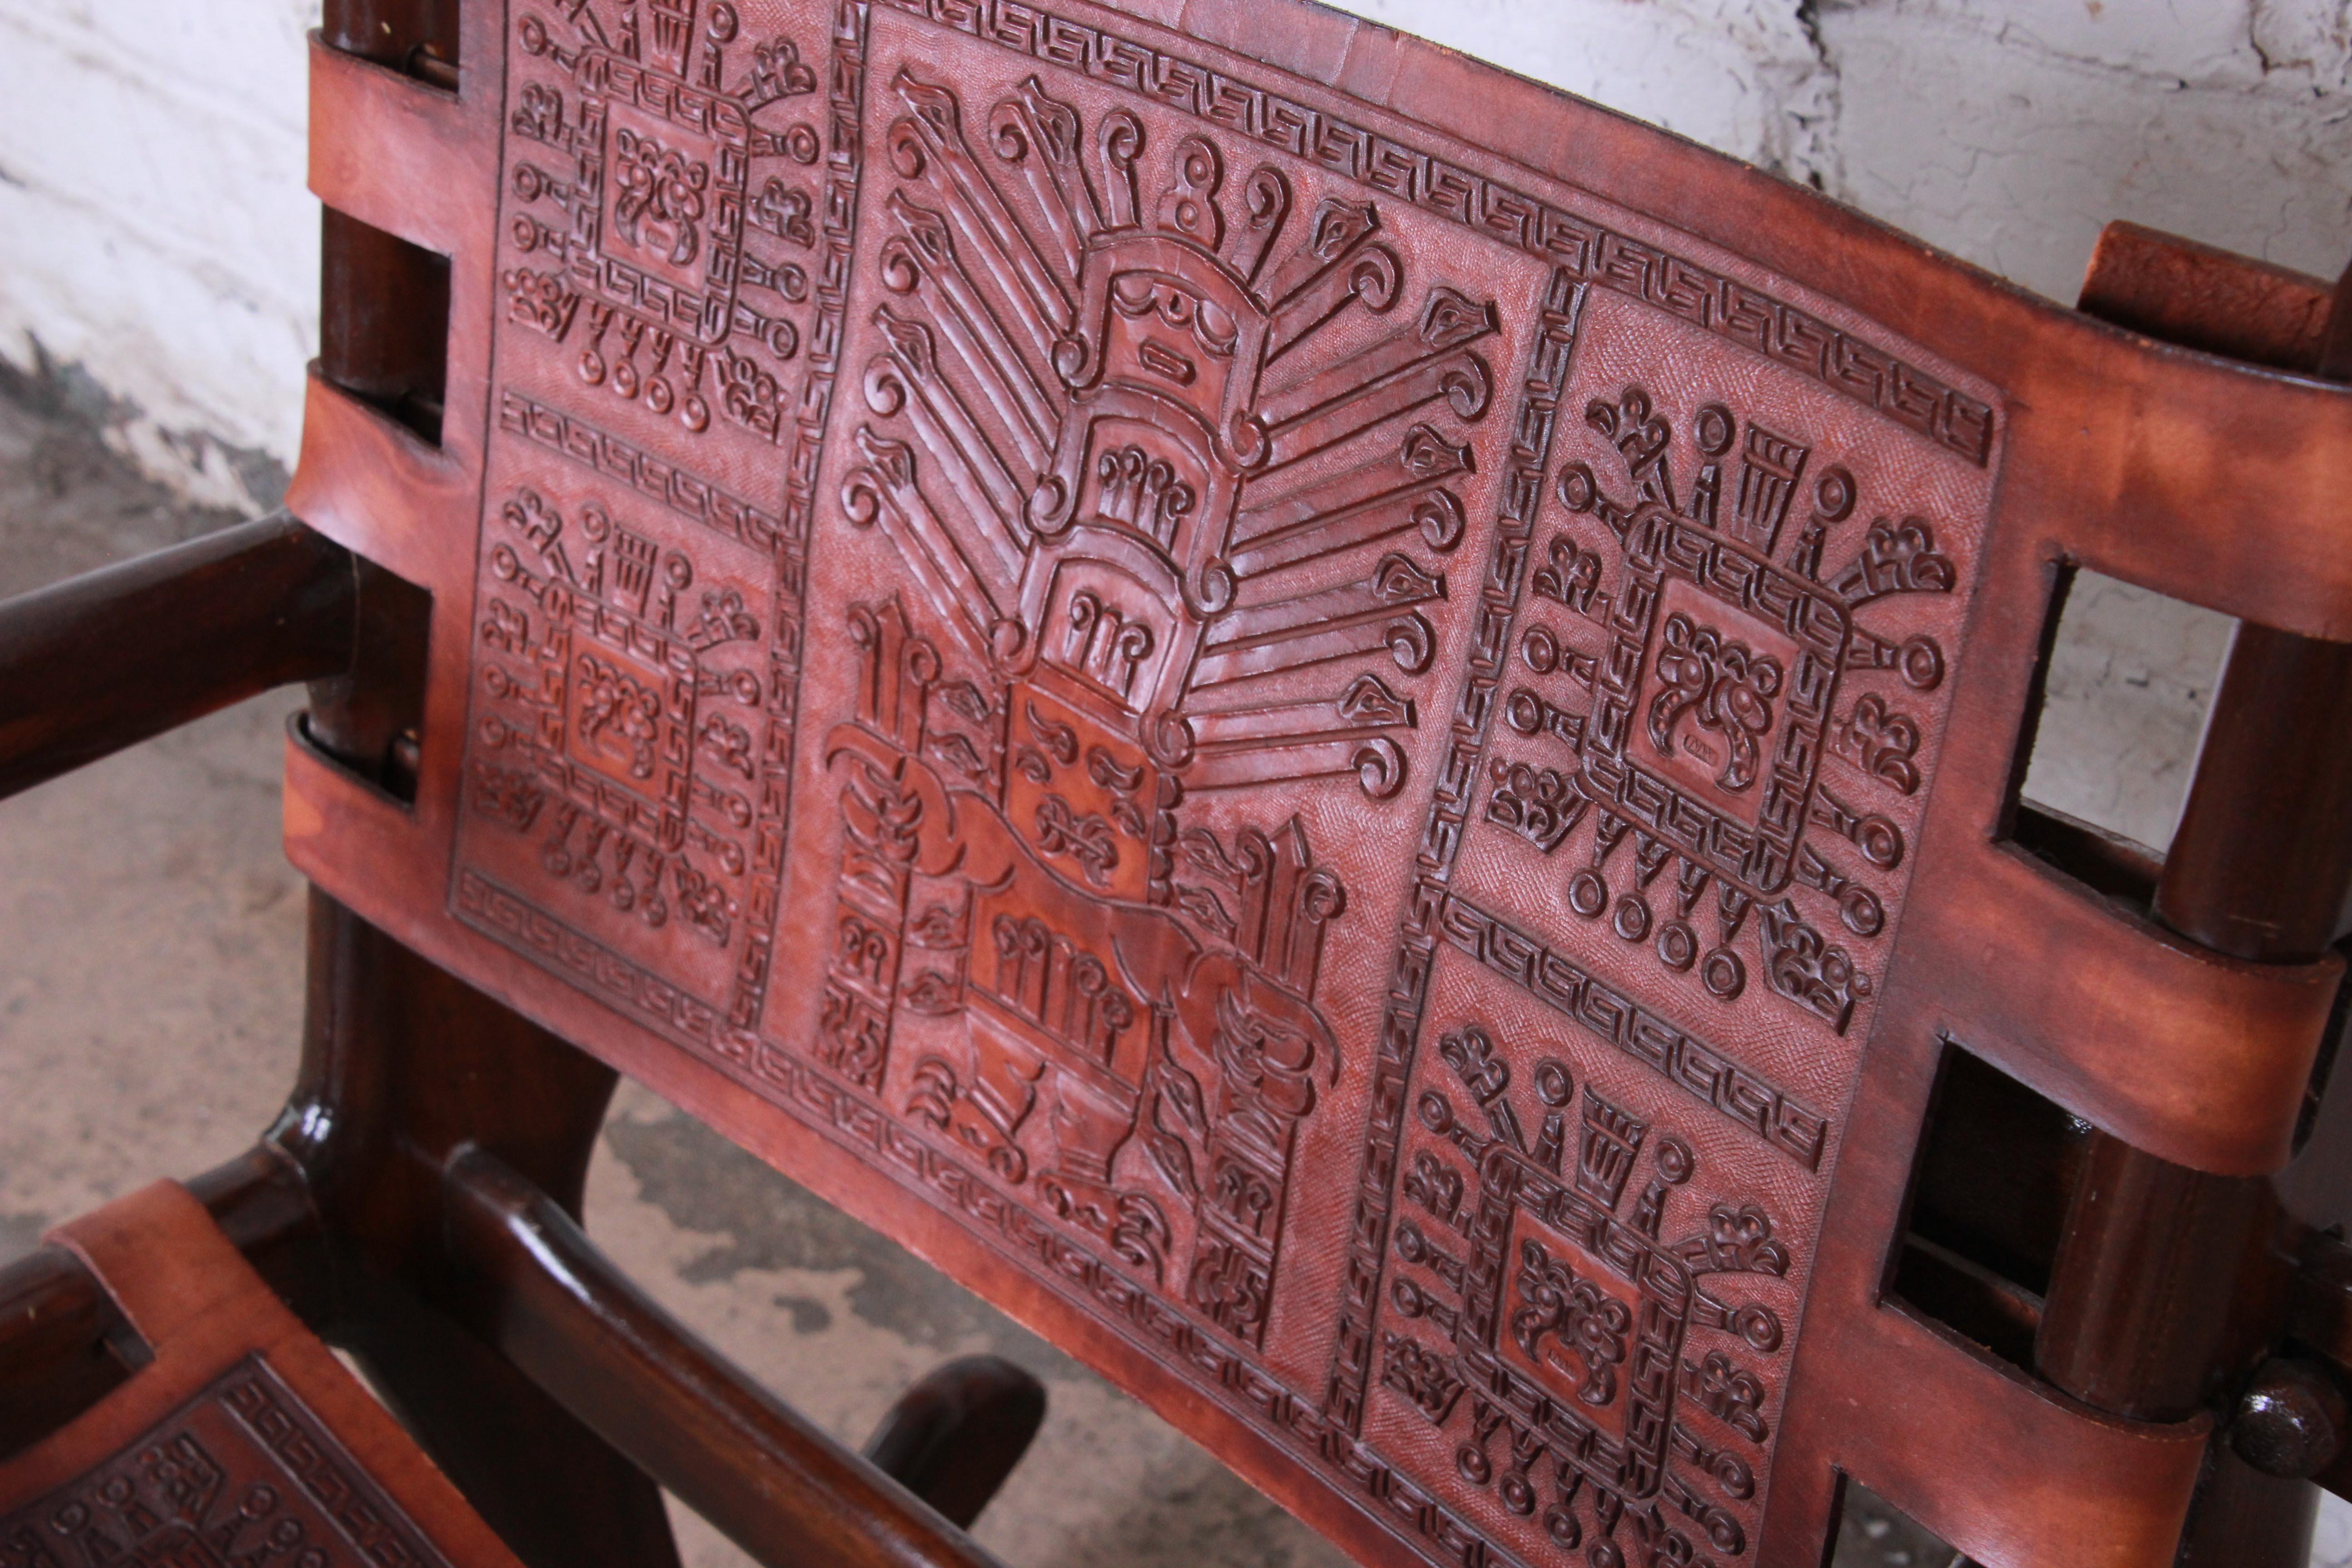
xmin=318 ymin=0 xmax=459 ymax=73
xmin=186 ymin=1143 xmax=331 ymax=1281
xmin=319 ymin=210 xmax=451 ymax=446
xmin=2291 ymin=1232 xmax=2352 ymax=1369
xmin=442 ymin=1146 xmax=1006 ymax=1568
xmin=315 ymin=0 xmax=455 ymax=445
xmin=8 ymin=0 xmax=1047 ymax=1551
xmin=298 ymin=0 xmax=677 ymax=1536
xmin=0 ymin=513 xmax=354 ymax=801
xmin=287 ymin=886 xmax=1027 ymax=1563
xmin=2029 ymin=222 xmax=2352 ymax=1566
xmin=0 ymin=1248 xmax=134 ymax=1461
xmin=2034 ymin=1136 xmax=2269 ymax=1420
xmin=279 ymin=891 xmax=685 ymax=1568
xmin=0 ymin=1144 xmax=325 ymax=1460
xmin=862 ymin=1358 xmax=1048 ymax=1531
xmin=3 ymin=1105 xmax=1033 ymax=1568
xmin=0 ymin=900 xmax=688 ymax=1568
xmin=2152 ymin=248 xmax=2352 ymax=972
xmin=276 ymin=890 xmax=621 ymax=1268
xmin=2158 ymin=626 xmax=2352 ymax=960
xmin=304 ymin=554 xmax=433 ymax=799
xmin=2288 ymin=1236 xmax=2352 ymax=1502
xmin=2174 ymin=1452 xmax=2328 ymax=1568
xmin=337 ymin=1302 xmax=686 ymax=1568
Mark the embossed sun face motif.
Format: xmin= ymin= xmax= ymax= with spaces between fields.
xmin=1646 ymin=606 xmax=1788 ymax=797
xmin=809 ymin=62 xmax=1507 ymax=1351
xmin=458 ymin=8 xmax=2003 ymax=1565
xmin=846 ymin=64 xmax=1500 ymax=804
xmin=610 ymin=126 xmax=713 ymax=272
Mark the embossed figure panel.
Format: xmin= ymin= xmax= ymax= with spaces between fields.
xmin=451 ymin=3 xmax=2001 ymax=1563
xmin=458 ymin=0 xmax=850 ymax=1036
xmin=0 ymin=1359 xmax=454 ymax=1568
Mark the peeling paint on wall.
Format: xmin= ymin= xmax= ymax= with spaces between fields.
xmin=0 ymin=0 xmax=318 ymax=511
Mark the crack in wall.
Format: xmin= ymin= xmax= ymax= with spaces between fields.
xmin=1776 ymin=0 xmax=1846 ymax=193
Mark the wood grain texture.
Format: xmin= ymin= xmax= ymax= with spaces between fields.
xmin=0 ymin=514 xmax=355 ymax=802
xmin=441 ymin=1146 xmax=1013 ymax=1568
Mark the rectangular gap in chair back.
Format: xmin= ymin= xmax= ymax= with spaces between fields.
xmin=1887 ymin=1042 xmax=2089 ymax=1372
xmin=305 ymin=556 xmax=433 ymax=801
xmin=323 ymin=212 xmax=452 ymax=448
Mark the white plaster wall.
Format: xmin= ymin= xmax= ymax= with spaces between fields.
xmin=5 ymin=1 xmax=2352 ymax=507
xmin=0 ymin=0 xmax=320 ymax=510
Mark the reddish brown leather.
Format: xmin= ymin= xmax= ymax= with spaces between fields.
xmin=0 ymin=1183 xmax=524 ymax=1568
xmin=283 ymin=3 xmax=2337 ymax=1563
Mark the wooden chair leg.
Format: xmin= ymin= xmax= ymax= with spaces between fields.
xmin=4 ymin=888 xmax=1029 ymax=1567
xmin=2047 ymin=227 xmax=2352 ymax=1568
xmin=343 ymin=1295 xmax=684 ymax=1568
xmin=278 ymin=890 xmax=681 ymax=1568
xmin=863 ymin=1357 xmax=1048 ymax=1529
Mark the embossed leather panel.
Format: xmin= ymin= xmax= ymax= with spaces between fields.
xmin=286 ymin=2 xmax=2352 ymax=1562
xmin=1 ymin=1359 xmax=458 ymax=1568
xmin=0 ymin=1186 xmax=520 ymax=1568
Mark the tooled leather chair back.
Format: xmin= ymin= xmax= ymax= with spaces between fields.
xmin=288 ymin=3 xmax=2352 ymax=1563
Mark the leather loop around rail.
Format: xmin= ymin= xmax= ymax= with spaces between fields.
xmin=308 ymin=35 xmax=481 ymax=258
xmin=1889 ymin=505 xmax=2342 ymax=1175
xmin=287 ymin=369 xmax=478 ymax=591
xmin=1773 ymin=1038 xmax=2214 ymax=1567
xmin=1906 ymin=844 xmax=2341 ymax=1177
xmin=1782 ymin=1301 xmax=2210 ymax=1568
xmin=48 ymin=1183 xmax=259 ymax=1350
xmin=2 ymin=1185 xmax=527 ymax=1568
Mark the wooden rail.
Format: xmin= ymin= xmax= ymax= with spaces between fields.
xmin=441 ymin=1147 xmax=1017 ymax=1568
xmin=0 ymin=1139 xmax=1036 ymax=1568
xmin=0 ymin=514 xmax=356 ymax=801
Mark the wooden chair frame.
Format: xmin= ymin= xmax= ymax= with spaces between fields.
xmin=15 ymin=4 xmax=2352 ymax=1566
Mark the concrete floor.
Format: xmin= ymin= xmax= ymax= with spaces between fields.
xmin=0 ymin=385 xmax=2341 ymax=1568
